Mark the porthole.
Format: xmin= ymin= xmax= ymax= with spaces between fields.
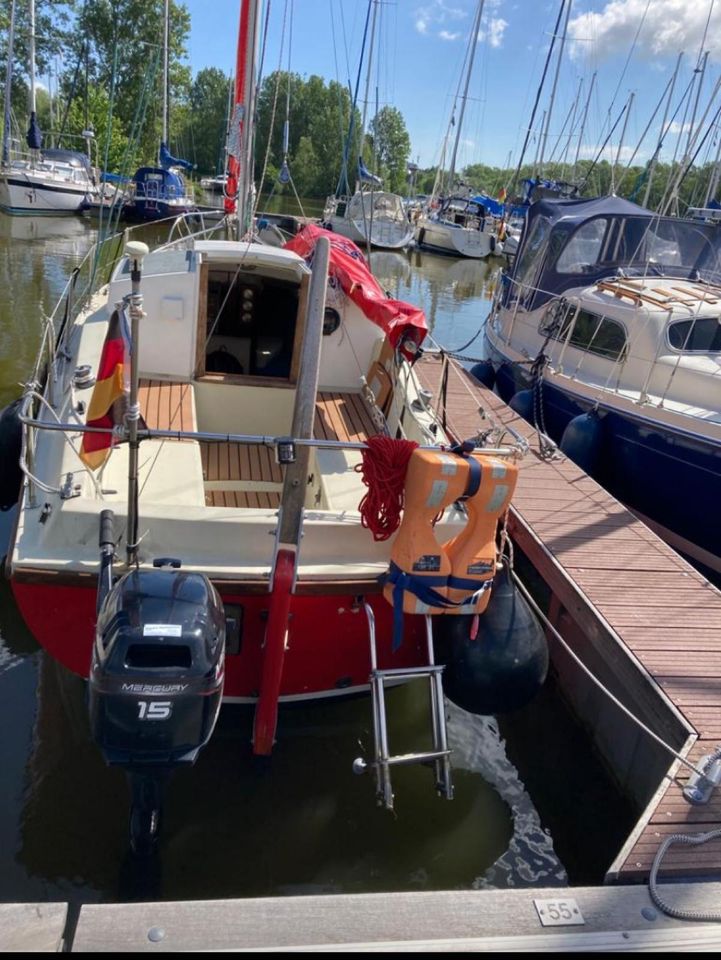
xmin=323 ymin=307 xmax=341 ymax=335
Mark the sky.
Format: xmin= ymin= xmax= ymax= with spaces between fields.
xmin=181 ymin=0 xmax=721 ymax=178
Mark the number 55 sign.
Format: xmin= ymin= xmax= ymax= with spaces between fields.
xmin=533 ymin=898 xmax=585 ymax=927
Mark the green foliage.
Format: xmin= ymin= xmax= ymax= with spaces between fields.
xmin=368 ymin=106 xmax=411 ymax=194
xmin=254 ymin=70 xmax=362 ymax=199
xmin=418 ymin=158 xmax=721 ymax=213
xmin=183 ymin=66 xmax=230 ymax=174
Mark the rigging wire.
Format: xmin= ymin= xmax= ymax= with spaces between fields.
xmin=598 ymin=0 xmax=651 ymax=145
xmin=509 ymin=0 xmax=566 ymax=196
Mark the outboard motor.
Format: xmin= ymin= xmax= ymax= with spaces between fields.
xmin=89 ymin=512 xmax=226 ymax=854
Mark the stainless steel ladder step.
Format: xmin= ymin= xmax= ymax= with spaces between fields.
xmin=353 ymin=603 xmax=453 ymax=810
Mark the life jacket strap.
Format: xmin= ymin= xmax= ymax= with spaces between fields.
xmin=384 ymin=562 xmax=494 ymax=651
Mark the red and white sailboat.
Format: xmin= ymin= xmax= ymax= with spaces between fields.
xmin=4 ymin=0 xmax=539 ymax=851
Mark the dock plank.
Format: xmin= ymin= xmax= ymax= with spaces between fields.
xmin=415 ymin=353 xmax=721 ymax=885
xmin=0 ymin=902 xmax=67 ymax=952
xmin=69 ymin=884 xmax=721 ymax=952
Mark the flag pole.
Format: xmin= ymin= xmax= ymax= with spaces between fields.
xmin=124 ymin=240 xmax=149 ymax=567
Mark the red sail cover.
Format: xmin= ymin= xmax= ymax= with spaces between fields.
xmin=284 ymin=225 xmax=427 ymax=354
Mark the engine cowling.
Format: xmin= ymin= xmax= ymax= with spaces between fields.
xmin=89 ymin=568 xmax=226 ymax=769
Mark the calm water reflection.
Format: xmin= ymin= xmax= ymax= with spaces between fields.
xmin=1 ymin=208 xmax=612 ymax=907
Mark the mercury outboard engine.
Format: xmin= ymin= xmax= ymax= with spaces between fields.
xmin=89 ymin=511 xmax=226 ymax=854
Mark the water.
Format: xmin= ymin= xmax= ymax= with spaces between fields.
xmin=0 ymin=207 xmax=635 ymax=908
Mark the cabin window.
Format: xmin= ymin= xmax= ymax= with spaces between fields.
xmin=668 ymin=317 xmax=721 ymax=353
xmin=557 ymin=307 xmax=627 ymax=361
xmin=555 ymin=219 xmax=607 ymax=273
xmin=323 ymin=307 xmax=341 ymax=336
xmin=514 ymin=215 xmax=552 ymax=292
xmin=203 ymin=269 xmax=299 ymax=379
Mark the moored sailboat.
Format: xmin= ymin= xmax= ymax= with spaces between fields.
xmin=322 ymin=0 xmax=413 ymax=250
xmin=121 ymin=0 xmax=196 ymax=222
xmin=414 ymin=0 xmax=502 ymax=260
xmin=4 ymin=0 xmax=544 ymax=852
xmin=0 ymin=0 xmax=100 ymax=216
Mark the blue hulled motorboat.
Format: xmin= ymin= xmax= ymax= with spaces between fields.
xmin=484 ymin=194 xmax=721 ymax=578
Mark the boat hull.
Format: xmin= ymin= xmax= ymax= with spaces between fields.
xmin=121 ymin=199 xmax=197 ymax=222
xmin=486 ymin=335 xmax=721 ymax=576
xmin=0 ymin=173 xmax=88 ymax=215
xmin=325 ymin=214 xmax=413 ymax=250
xmin=11 ymin=579 xmax=427 ymax=701
xmin=415 ymin=220 xmax=497 ymax=259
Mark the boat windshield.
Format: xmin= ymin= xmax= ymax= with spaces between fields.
xmin=554 ymin=215 xmax=721 ymax=283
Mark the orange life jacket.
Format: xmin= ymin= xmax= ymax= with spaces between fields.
xmin=383 ymin=446 xmax=518 ymax=648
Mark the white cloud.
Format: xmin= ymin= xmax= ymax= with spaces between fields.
xmin=439 ymin=29 xmax=461 ymax=40
xmin=668 ymin=120 xmax=692 ymax=135
xmin=577 ymin=143 xmax=636 ymax=163
xmin=414 ymin=0 xmax=468 ymax=37
xmin=488 ymin=17 xmax=508 ymax=47
xmin=568 ymin=0 xmax=721 ymax=61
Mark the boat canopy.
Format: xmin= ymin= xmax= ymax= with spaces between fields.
xmin=133 ymin=166 xmax=186 ymax=197
xmin=42 ymin=148 xmax=92 ymax=171
xmin=506 ymin=195 xmax=721 ymax=311
xmin=472 ymin=193 xmax=526 ymax=220
xmin=284 ymin=224 xmax=427 ymax=353
xmin=347 ymin=190 xmax=407 ymax=222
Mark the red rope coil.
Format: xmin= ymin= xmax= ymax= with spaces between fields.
xmin=355 ymin=435 xmax=419 ymax=541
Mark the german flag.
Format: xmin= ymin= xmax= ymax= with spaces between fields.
xmin=79 ymin=308 xmax=131 ymax=471
xmin=498 ymin=187 xmax=508 ymax=203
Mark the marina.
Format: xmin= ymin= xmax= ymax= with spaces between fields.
xmin=2 ymin=214 xmax=721 ymax=942
xmin=2 ymin=0 xmax=721 ymax=950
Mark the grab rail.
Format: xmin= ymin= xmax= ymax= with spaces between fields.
xmin=17 ymin=400 xmax=524 ymax=459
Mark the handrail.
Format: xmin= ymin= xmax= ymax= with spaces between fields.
xmin=17 ymin=401 xmax=524 ymax=459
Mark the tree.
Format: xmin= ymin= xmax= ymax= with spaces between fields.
xmin=62 ymin=0 xmax=192 ymax=166
xmin=369 ymin=106 xmax=410 ymax=194
xmin=254 ymin=71 xmax=362 ymax=199
xmin=180 ymin=67 xmax=230 ymax=174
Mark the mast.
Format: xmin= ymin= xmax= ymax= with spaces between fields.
xmin=162 ymin=0 xmax=169 ymax=157
xmin=222 ymin=71 xmax=233 ymax=175
xmin=509 ymin=0 xmax=566 ymax=196
xmin=29 ymin=0 xmax=36 ymax=122
xmin=642 ymin=52 xmax=681 ymax=208
xmin=704 ymin=120 xmax=721 ymax=206
xmin=611 ymin=91 xmax=633 ymax=194
xmin=26 ymin=0 xmax=41 ymax=158
xmin=335 ymin=0 xmax=373 ymax=197
xmin=572 ymin=70 xmax=595 ymax=182
xmin=359 ymin=0 xmax=378 ymax=154
xmin=2 ymin=0 xmax=16 ymax=166
xmin=685 ymin=50 xmax=709 ymax=162
xmin=224 ymin=0 xmax=262 ymax=232
xmin=447 ymin=0 xmax=485 ymax=191
xmin=559 ymin=75 xmax=583 ymax=174
xmin=537 ymin=0 xmax=572 ymax=175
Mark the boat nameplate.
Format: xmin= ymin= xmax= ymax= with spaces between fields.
xmin=533 ymin=898 xmax=585 ymax=927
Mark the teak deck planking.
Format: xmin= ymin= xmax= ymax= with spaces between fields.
xmin=414 ymin=352 xmax=721 ymax=883
xmin=140 ymin=382 xmax=375 ymax=509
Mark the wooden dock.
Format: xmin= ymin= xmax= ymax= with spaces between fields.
xmin=414 ymin=352 xmax=721 ymax=884
xmin=7 ymin=883 xmax=721 ymax=951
